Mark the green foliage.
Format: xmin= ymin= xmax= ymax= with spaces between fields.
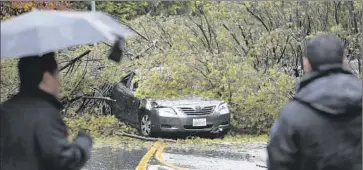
xmin=96 ymin=2 xmax=149 ymax=21
xmin=125 ymin=9 xmax=297 ymax=133
xmin=0 ymin=59 xmax=18 ymax=102
xmin=181 ymin=134 xmax=268 ymax=145
xmin=125 ymin=1 xmax=361 ymax=134
xmin=96 ymin=1 xmax=195 ymax=21
xmin=64 ymin=114 xmax=137 ymax=139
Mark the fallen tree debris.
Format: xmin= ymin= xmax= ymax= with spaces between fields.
xmin=256 ymin=164 xmax=267 ymax=168
xmin=82 ymin=96 xmax=116 ymax=102
xmin=115 ymin=132 xmax=177 ymax=143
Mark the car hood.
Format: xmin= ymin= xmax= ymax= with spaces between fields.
xmin=149 ymin=96 xmax=224 ymax=107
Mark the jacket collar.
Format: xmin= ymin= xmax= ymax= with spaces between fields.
xmin=17 ymin=87 xmax=62 ymax=110
xmin=297 ymin=64 xmax=353 ymax=92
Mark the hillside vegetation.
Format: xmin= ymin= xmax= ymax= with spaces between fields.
xmin=1 ymin=1 xmax=362 ymax=137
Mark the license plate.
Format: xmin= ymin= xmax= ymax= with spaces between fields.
xmin=193 ymin=118 xmax=207 ymax=127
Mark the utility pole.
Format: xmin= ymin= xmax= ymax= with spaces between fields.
xmin=91 ymin=1 xmax=96 ymax=12
xmin=91 ymin=1 xmax=97 ymax=47
xmin=361 ymin=1 xmax=363 ymax=79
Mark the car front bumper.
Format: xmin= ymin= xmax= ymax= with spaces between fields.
xmin=150 ymin=113 xmax=230 ymax=134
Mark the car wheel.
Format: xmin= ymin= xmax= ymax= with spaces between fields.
xmin=140 ymin=114 xmax=152 ymax=137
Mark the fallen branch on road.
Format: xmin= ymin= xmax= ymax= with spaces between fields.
xmin=115 ymin=132 xmax=177 ymax=143
xmin=256 ymin=164 xmax=267 ymax=168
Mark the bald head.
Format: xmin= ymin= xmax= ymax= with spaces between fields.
xmin=304 ymin=34 xmax=345 ymax=71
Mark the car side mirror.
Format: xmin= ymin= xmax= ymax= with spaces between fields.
xmin=107 ymin=36 xmax=126 ymax=63
xmin=151 ymin=102 xmax=159 ymax=108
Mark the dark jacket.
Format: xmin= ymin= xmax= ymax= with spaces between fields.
xmin=267 ymin=65 xmax=362 ymax=170
xmin=0 ymin=88 xmax=92 ymax=170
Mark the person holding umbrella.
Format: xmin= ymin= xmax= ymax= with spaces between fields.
xmin=0 ymin=52 xmax=93 ymax=170
xmin=0 ymin=9 xmax=134 ymax=170
xmin=267 ymin=34 xmax=362 ymax=170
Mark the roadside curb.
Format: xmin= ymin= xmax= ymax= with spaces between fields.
xmin=154 ymin=143 xmax=186 ymax=170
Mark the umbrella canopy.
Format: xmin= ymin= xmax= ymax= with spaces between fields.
xmin=1 ymin=9 xmax=135 ymax=59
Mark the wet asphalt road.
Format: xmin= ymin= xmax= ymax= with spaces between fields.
xmin=160 ymin=142 xmax=268 ymax=170
xmin=82 ymin=146 xmax=148 ymax=170
xmin=82 ymin=142 xmax=268 ymax=170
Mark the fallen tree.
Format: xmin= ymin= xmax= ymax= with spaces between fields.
xmin=115 ymin=132 xmax=177 ymax=143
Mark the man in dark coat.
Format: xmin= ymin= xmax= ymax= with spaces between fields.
xmin=268 ymin=34 xmax=362 ymax=170
xmin=0 ymin=52 xmax=93 ymax=170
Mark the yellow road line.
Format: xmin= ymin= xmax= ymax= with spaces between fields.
xmin=154 ymin=142 xmax=186 ymax=170
xmin=135 ymin=142 xmax=162 ymax=170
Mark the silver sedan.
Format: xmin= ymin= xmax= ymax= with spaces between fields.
xmin=139 ymin=98 xmax=231 ymax=137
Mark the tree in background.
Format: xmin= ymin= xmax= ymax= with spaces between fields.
xmin=1 ymin=1 xmax=71 ymax=19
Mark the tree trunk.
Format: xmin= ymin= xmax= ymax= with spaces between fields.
xmin=334 ymin=1 xmax=341 ymax=25
xmin=324 ymin=2 xmax=329 ymax=31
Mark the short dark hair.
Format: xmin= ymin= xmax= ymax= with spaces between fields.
xmin=305 ymin=34 xmax=345 ymax=70
xmin=18 ymin=52 xmax=58 ymax=91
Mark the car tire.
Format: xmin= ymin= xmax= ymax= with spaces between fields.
xmin=139 ymin=113 xmax=153 ymax=137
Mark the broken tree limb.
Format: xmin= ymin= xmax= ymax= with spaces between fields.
xmin=102 ymin=41 xmax=112 ymax=47
xmin=82 ymin=96 xmax=116 ymax=102
xmin=60 ymin=50 xmax=92 ymax=72
xmin=61 ymin=94 xmax=115 ymax=107
xmin=115 ymin=132 xmax=177 ymax=143
xmin=256 ymin=164 xmax=267 ymax=168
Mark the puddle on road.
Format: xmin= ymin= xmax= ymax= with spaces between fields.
xmin=163 ymin=152 xmax=267 ymax=170
xmin=165 ymin=147 xmax=255 ymax=161
xmin=82 ymin=145 xmax=147 ymax=170
xmin=161 ymin=143 xmax=268 ymax=170
xmin=164 ymin=143 xmax=267 ymax=163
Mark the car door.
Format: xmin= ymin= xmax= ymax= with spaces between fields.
xmin=110 ymin=72 xmax=140 ymax=126
xmin=126 ymin=73 xmax=141 ymax=125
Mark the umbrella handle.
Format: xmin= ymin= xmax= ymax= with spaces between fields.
xmin=107 ymin=36 xmax=125 ymax=63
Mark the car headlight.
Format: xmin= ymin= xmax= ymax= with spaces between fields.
xmin=158 ymin=108 xmax=177 ymax=116
xmin=217 ymin=103 xmax=229 ymax=114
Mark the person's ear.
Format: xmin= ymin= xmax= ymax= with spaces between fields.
xmin=42 ymin=72 xmax=53 ymax=83
xmin=39 ymin=71 xmax=60 ymax=97
xmin=303 ymin=57 xmax=311 ymax=72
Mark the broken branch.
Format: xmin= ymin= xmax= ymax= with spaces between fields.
xmin=82 ymin=96 xmax=116 ymax=102
xmin=60 ymin=50 xmax=91 ymax=72
xmin=115 ymin=132 xmax=177 ymax=143
xmin=256 ymin=164 xmax=267 ymax=168
xmin=102 ymin=41 xmax=112 ymax=47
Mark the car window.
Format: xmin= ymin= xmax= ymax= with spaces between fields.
xmin=120 ymin=75 xmax=130 ymax=86
xmin=130 ymin=81 xmax=139 ymax=92
xmin=121 ymin=77 xmax=128 ymax=86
